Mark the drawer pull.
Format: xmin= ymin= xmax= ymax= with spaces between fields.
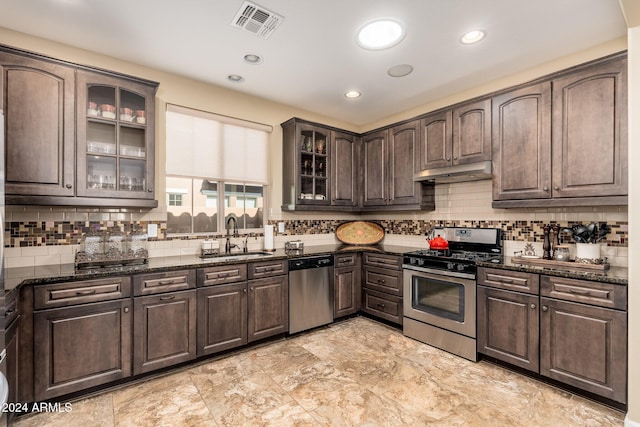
xmin=541 ymin=305 xmax=549 ymax=312
xmin=377 ymin=303 xmax=386 ymax=308
xmin=377 ymin=279 xmax=386 ymax=284
xmin=158 ymin=280 xmax=175 ymax=285
xmin=75 ymin=289 xmax=97 ymax=296
xmin=5 ymin=309 xmax=15 ymax=315
xmin=567 ymin=288 xmax=593 ymax=296
xmin=530 ymin=303 xmax=536 ymax=309
xmin=160 ymin=295 xmax=176 ymax=301
xmin=123 ymin=307 xmax=130 ymax=313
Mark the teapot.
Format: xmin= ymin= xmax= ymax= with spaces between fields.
xmin=427 ymin=234 xmax=449 ymax=250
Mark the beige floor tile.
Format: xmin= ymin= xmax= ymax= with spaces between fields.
xmin=13 ymin=394 xmax=114 ymax=427
xmin=112 ymin=372 xmax=215 ymax=427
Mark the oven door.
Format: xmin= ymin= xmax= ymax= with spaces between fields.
xmin=403 ymin=268 xmax=476 ymax=338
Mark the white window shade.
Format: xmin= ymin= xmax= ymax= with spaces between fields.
xmin=166 ymin=104 xmax=270 ymax=184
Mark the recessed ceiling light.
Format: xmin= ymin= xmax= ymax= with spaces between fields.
xmin=460 ymin=30 xmax=486 ymax=45
xmin=227 ymin=74 xmax=244 ymax=83
xmin=243 ymin=53 xmax=263 ymax=64
xmin=357 ymin=19 xmax=405 ymax=50
xmin=388 ymin=64 xmax=414 ymax=78
xmin=344 ymin=90 xmax=361 ymax=99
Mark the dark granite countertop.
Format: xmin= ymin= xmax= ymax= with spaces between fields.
xmin=4 ymin=243 xmax=420 ymax=291
xmin=478 ymin=256 xmax=628 ymax=286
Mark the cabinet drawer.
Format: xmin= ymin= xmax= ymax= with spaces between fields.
xmin=248 ymin=259 xmax=288 ymax=279
xmin=335 ymin=253 xmax=357 ymax=267
xmin=540 ymin=275 xmax=626 ymax=310
xmin=362 ymin=288 xmax=403 ymax=325
xmin=133 ymin=270 xmax=195 ymax=296
xmin=363 ymin=253 xmax=402 ymax=270
xmin=34 ymin=277 xmax=132 ymax=309
xmin=197 ymin=264 xmax=248 ymax=287
xmin=477 ymin=267 xmax=539 ymax=294
xmin=363 ymin=266 xmax=402 ymax=296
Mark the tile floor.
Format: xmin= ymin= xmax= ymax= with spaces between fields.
xmin=14 ymin=317 xmax=624 ymax=426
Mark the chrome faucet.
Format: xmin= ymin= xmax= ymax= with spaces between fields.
xmin=225 ymin=217 xmax=239 ymax=253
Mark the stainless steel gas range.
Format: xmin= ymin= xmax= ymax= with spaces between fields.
xmin=403 ymin=227 xmax=502 ymax=361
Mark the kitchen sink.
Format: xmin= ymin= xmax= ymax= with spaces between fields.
xmin=201 ymin=251 xmax=275 ymax=262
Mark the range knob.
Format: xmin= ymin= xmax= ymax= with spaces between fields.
xmin=447 ymin=262 xmax=455 ymax=270
xmin=457 ymin=264 xmax=465 ymax=272
xmin=418 ymin=258 xmax=425 ymax=266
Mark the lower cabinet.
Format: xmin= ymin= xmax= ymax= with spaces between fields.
xmin=197 ymin=282 xmax=247 ymax=355
xmin=477 ymin=267 xmax=628 ymax=403
xmin=33 ymin=299 xmax=132 ymax=400
xmin=133 ymin=290 xmax=196 ymax=375
xmin=477 ymin=285 xmax=539 ymax=372
xmin=247 ymin=275 xmax=289 ymax=342
xmin=539 ymin=297 xmax=627 ymax=403
xmin=334 ymin=253 xmax=361 ymax=318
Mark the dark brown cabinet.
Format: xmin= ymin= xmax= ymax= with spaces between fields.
xmin=362 ymin=121 xmax=433 ymax=210
xmin=76 ymin=70 xmax=156 ymax=202
xmin=5 ymin=289 xmax=20 ymax=423
xmin=196 ymin=264 xmax=249 ymax=356
xmin=0 ymin=45 xmax=158 ymax=207
xmin=492 ymin=81 xmax=552 ymax=202
xmin=132 ymin=270 xmax=196 ymax=374
xmin=361 ymin=253 xmax=403 ymax=325
xmin=247 ymin=260 xmax=289 ymax=342
xmin=418 ymin=98 xmax=491 ymax=171
xmin=492 ymin=54 xmax=627 ymax=207
xmin=334 ymin=253 xmax=361 ymax=318
xmin=332 ymin=131 xmax=360 ymax=208
xmin=478 ymin=267 xmax=628 ymax=403
xmin=477 ymin=285 xmax=539 ymax=372
xmin=33 ymin=298 xmax=132 ymax=400
xmin=281 ymin=119 xmax=332 ymax=210
xmin=550 ymin=57 xmax=627 ymax=199
xmin=0 ymin=48 xmax=75 ymax=198
xmin=133 ymin=290 xmax=196 ymax=374
xmin=282 ymin=118 xmax=361 ymax=211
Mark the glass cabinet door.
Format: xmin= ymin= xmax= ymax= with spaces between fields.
xmin=77 ymin=71 xmax=155 ymax=200
xmin=299 ymin=125 xmax=329 ymax=204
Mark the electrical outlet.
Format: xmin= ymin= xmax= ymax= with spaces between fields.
xmin=278 ymin=222 xmax=285 ymax=233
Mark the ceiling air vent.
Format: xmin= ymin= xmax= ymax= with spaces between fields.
xmin=231 ymin=1 xmax=284 ymax=39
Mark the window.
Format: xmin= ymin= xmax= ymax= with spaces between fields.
xmin=168 ymin=194 xmax=183 ymax=206
xmin=165 ymin=105 xmax=271 ymax=234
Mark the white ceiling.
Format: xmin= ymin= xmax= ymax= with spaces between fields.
xmin=0 ymin=0 xmax=627 ymax=126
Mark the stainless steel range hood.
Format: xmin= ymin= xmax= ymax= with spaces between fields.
xmin=413 ymin=161 xmax=492 ymax=184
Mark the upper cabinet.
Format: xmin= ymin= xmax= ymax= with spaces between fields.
xmin=0 ymin=46 xmax=158 ymax=208
xmin=0 ymin=49 xmax=76 ymax=197
xmin=418 ymin=98 xmax=491 ymax=171
xmin=362 ymin=121 xmax=434 ymax=210
xmin=550 ymin=57 xmax=627 ymax=199
xmin=492 ymin=53 xmax=627 ymax=208
xmin=492 ymin=82 xmax=552 ymax=201
xmin=76 ymin=70 xmax=156 ymax=201
xmin=282 ymin=118 xmax=364 ymax=211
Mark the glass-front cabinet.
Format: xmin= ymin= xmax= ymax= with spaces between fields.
xmin=76 ymin=70 xmax=156 ymax=200
xmin=298 ymin=123 xmax=329 ymax=205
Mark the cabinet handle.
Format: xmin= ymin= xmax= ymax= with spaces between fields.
xmin=530 ymin=303 xmax=536 ymax=309
xmin=543 ymin=186 xmax=549 ymax=192
xmin=243 ymin=288 xmax=247 ymax=294
xmin=160 ymin=295 xmax=175 ymax=301
xmin=541 ymin=305 xmax=549 ymax=312
xmin=158 ymin=280 xmax=174 ymax=285
xmin=148 ymin=188 xmax=153 ymax=192
xmin=377 ymin=279 xmax=385 ymax=284
xmin=65 ymin=184 xmax=72 ymax=189
xmin=377 ymin=303 xmax=385 ymax=308
xmin=75 ymin=289 xmax=96 ymax=296
xmin=5 ymin=309 xmax=15 ymax=315
xmin=123 ymin=307 xmax=130 ymax=313
xmin=446 ymin=157 xmax=451 ymax=161
xmin=554 ymin=186 xmax=559 ymax=191
xmin=567 ymin=288 xmax=593 ymax=296
xmin=453 ymin=156 xmax=457 ymax=160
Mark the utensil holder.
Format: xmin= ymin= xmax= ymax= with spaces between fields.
xmin=575 ymin=243 xmax=601 ymax=264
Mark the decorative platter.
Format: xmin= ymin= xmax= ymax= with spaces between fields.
xmin=336 ymin=221 xmax=385 ymax=245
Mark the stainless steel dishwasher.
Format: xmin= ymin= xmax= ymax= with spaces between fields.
xmin=288 ymin=255 xmax=334 ymax=334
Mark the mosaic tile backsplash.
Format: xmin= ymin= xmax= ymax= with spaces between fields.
xmin=6 ymin=219 xmax=628 ymax=248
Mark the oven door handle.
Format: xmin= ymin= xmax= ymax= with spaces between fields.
xmin=402 ymin=265 xmax=475 ymax=281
